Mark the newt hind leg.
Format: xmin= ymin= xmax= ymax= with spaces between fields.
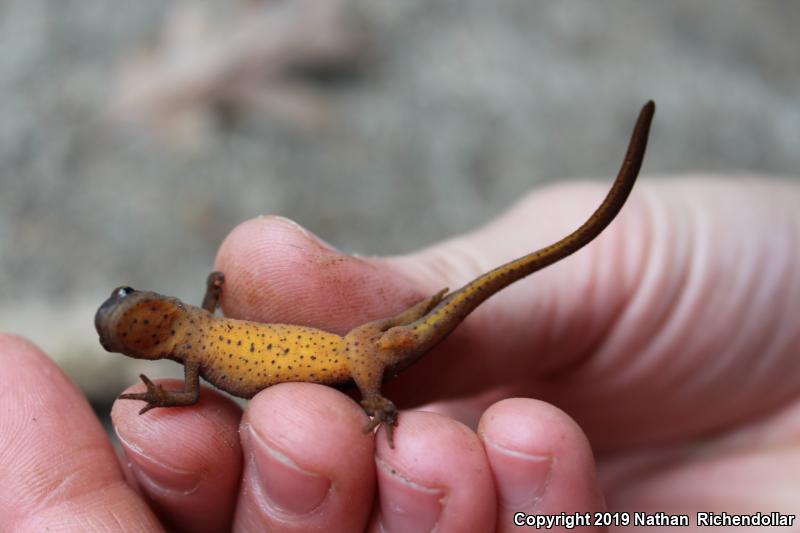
xmin=361 ymin=393 xmax=398 ymax=446
xmin=373 ymin=288 xmax=448 ymax=331
xmin=341 ymin=333 xmax=398 ymax=446
xmin=343 ymin=289 xmax=448 ymax=447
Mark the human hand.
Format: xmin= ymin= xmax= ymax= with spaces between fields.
xmin=2 ymin=176 xmax=797 ymax=531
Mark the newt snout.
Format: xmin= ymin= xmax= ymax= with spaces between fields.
xmin=95 ymin=287 xmax=137 ymax=351
xmin=95 ymin=287 xmax=184 ymax=360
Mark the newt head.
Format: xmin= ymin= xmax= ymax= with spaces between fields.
xmin=95 ymin=287 xmax=185 ymax=360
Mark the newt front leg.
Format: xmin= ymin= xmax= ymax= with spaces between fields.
xmin=120 ymin=362 xmax=201 ymax=414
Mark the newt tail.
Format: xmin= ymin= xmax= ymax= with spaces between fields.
xmin=383 ymin=100 xmax=656 ymax=372
xmin=96 ymin=101 xmax=655 ymax=447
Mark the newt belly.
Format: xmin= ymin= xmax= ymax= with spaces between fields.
xmin=95 ymin=101 xmax=655 ymax=447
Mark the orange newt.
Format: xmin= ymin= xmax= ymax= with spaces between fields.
xmin=95 ymin=101 xmax=655 ymax=447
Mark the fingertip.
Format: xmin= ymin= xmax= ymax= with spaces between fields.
xmin=374 ymin=411 xmax=495 ymax=533
xmin=480 ymin=398 xmax=589 ymax=451
xmin=0 ymin=332 xmax=46 ymax=362
xmin=216 ymin=216 xmax=337 ymax=278
xmin=235 ymin=383 xmax=375 ymax=531
xmin=479 ymin=399 xmax=605 ymax=518
xmin=244 ymin=383 xmax=375 ymax=474
xmin=214 ymin=216 xmax=422 ymax=333
xmin=214 ymin=215 xmax=337 ymax=325
xmin=112 ymin=381 xmax=243 ymax=531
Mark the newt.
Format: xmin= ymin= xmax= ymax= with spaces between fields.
xmin=95 ymin=101 xmax=655 ymax=447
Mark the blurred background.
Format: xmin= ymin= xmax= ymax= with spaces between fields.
xmin=1 ymin=0 xmax=798 ymax=410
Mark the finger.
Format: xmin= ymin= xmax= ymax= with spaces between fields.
xmin=112 ymin=380 xmax=243 ymax=532
xmin=214 ymin=216 xmax=428 ymax=334
xmin=0 ymin=334 xmax=162 ymax=531
xmin=367 ymin=411 xmax=495 ymax=532
xmin=478 ymin=399 xmax=606 ymax=532
xmin=234 ymin=382 xmax=375 ymax=532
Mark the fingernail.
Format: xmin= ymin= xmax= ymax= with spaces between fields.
xmin=375 ymin=456 xmax=443 ymax=533
xmin=246 ymin=424 xmax=331 ymax=515
xmin=483 ymin=436 xmax=553 ymax=508
xmin=115 ymin=427 xmax=201 ymax=495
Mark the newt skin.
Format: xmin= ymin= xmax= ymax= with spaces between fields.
xmin=96 ymin=101 xmax=655 ymax=447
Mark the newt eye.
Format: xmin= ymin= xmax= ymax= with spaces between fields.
xmin=116 ymin=286 xmax=134 ymax=299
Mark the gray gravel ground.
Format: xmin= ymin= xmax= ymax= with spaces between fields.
xmin=1 ymin=0 xmax=798 ymax=404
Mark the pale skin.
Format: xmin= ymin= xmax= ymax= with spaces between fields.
xmin=1 ymin=177 xmax=799 ymax=532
